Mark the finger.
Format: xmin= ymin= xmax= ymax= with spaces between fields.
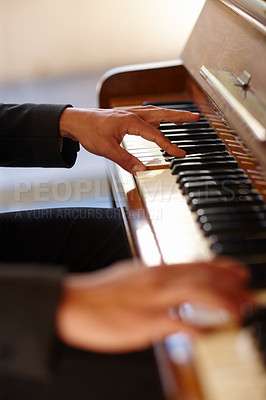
xmin=152 ymin=313 xmax=203 ymax=341
xmin=143 ymin=277 xmax=253 ymax=316
xmin=170 ymin=284 xmax=254 ymax=317
xmin=125 ymin=106 xmax=201 ymax=125
xmin=144 ymin=262 xmax=249 ymax=289
xmin=127 ymin=117 xmax=186 ymax=158
xmin=131 ymin=264 xmax=253 ymax=314
xmin=210 ymin=257 xmax=250 ymax=280
xmin=181 ymin=260 xmax=250 ymax=288
xmin=106 ymin=143 xmax=146 ymax=174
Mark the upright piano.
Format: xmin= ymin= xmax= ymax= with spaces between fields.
xmin=98 ymin=0 xmax=266 ymax=398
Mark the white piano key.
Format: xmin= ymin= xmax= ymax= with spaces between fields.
xmin=136 ymin=169 xmax=212 ymax=264
xmin=194 ymin=329 xmax=266 ymax=400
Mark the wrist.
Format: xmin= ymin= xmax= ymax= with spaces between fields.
xmin=55 ymin=280 xmax=79 ymax=346
xmin=56 ymin=277 xmax=99 ymax=351
xmin=59 ymin=107 xmax=77 ymax=140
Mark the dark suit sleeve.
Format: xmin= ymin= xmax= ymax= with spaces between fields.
xmin=0 ymin=103 xmax=80 ymax=168
xmin=0 ymin=264 xmax=64 ymax=380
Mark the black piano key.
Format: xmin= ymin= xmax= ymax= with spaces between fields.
xmin=196 ymin=204 xmax=266 ymax=217
xmin=184 ymin=151 xmax=230 ymax=158
xmin=160 ymin=119 xmax=208 ymax=130
xmin=172 ymin=158 xmax=236 ymax=171
xmin=162 ymin=127 xmax=215 ymax=135
xmin=251 ymin=319 xmax=266 ymax=363
xmin=209 ymin=230 xmax=266 ymax=243
xmin=182 ymin=179 xmax=252 ymax=194
xmin=179 ymin=175 xmax=250 ymax=188
xmin=201 ymin=220 xmax=266 ymax=236
xmin=172 ymin=143 xmax=227 ymax=157
xmin=180 ymin=143 xmax=227 ymax=154
xmin=163 ymin=132 xmax=219 ymax=141
xmin=187 ymin=189 xmax=259 ymax=201
xmin=244 ymin=308 xmax=266 ymax=325
xmin=171 ymin=154 xmax=234 ymax=166
xmin=163 ymin=139 xmax=223 ymax=150
xmin=240 ymin=263 xmax=266 ymax=290
xmin=175 ymin=151 xmax=234 ymax=162
xmin=166 ymin=140 xmax=224 ymax=151
xmin=172 ymin=160 xmax=238 ymax=174
xmin=190 ymin=195 xmax=264 ymax=211
xmin=162 ymin=126 xmax=215 ymax=133
xmin=253 ymin=323 xmax=266 ymax=363
xmin=160 ymin=122 xmax=211 ymax=132
xmin=182 ymin=119 xmax=209 ymax=126
xmin=211 ymin=239 xmax=266 ymax=260
xmin=210 ymin=237 xmax=266 ymax=256
xmin=171 ymin=151 xmax=235 ymax=162
xmin=172 ymin=159 xmax=236 ymax=173
xmin=179 ymin=173 xmax=248 ymax=187
xmin=187 ymin=189 xmax=256 ymax=202
xmin=198 ymin=211 xmax=266 ymax=224
xmin=175 ymin=169 xmax=245 ymax=181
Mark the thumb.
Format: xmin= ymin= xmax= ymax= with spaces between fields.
xmin=109 ymin=144 xmax=146 ymax=174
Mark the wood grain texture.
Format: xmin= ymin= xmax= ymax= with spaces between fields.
xmin=98 ymin=61 xmax=188 ymax=108
xmin=182 ymin=0 xmax=266 ymax=105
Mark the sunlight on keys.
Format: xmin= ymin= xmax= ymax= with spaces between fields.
xmin=194 ymin=329 xmax=266 ymax=400
xmin=136 ymin=169 xmax=212 ymax=264
xmin=136 ymin=222 xmax=162 ymax=266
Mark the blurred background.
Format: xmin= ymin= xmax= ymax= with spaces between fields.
xmin=0 ymin=0 xmax=205 ymax=212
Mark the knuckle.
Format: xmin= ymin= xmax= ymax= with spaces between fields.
xmin=128 ymin=113 xmax=139 ymax=123
xmin=155 ymin=132 xmax=168 ymax=144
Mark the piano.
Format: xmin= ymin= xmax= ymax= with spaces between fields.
xmin=98 ymin=0 xmax=266 ymax=399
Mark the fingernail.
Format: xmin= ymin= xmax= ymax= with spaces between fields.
xmin=177 ymin=149 xmax=186 ymax=158
xmin=132 ymin=164 xmax=146 ymax=174
xmin=192 ymin=112 xmax=201 ymax=120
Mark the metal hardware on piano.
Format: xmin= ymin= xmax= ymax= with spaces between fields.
xmin=98 ymin=0 xmax=266 ymax=399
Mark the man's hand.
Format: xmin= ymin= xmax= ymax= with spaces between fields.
xmin=56 ymin=258 xmax=253 ymax=353
xmin=59 ymin=106 xmax=200 ymax=174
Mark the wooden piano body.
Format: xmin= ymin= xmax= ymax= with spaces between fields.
xmin=98 ymin=0 xmax=266 ymax=399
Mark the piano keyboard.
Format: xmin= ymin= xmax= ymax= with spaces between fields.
xmin=123 ymin=100 xmax=266 ymax=284
xmin=162 ymin=326 xmax=266 ymax=400
xmin=122 ymin=100 xmax=266 ymax=400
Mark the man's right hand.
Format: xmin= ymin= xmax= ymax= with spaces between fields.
xmin=59 ymin=106 xmax=200 ymax=174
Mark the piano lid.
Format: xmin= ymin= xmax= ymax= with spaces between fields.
xmin=182 ymin=0 xmax=266 ymax=174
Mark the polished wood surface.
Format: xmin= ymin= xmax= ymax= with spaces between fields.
xmin=183 ymin=0 xmax=266 ymax=104
xmin=182 ymin=0 xmax=266 ymax=173
xmin=98 ymin=60 xmax=189 ymax=109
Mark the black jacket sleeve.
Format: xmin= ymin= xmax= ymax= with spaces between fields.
xmin=0 ymin=103 xmax=79 ymax=168
xmin=0 ymin=264 xmax=64 ymax=380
